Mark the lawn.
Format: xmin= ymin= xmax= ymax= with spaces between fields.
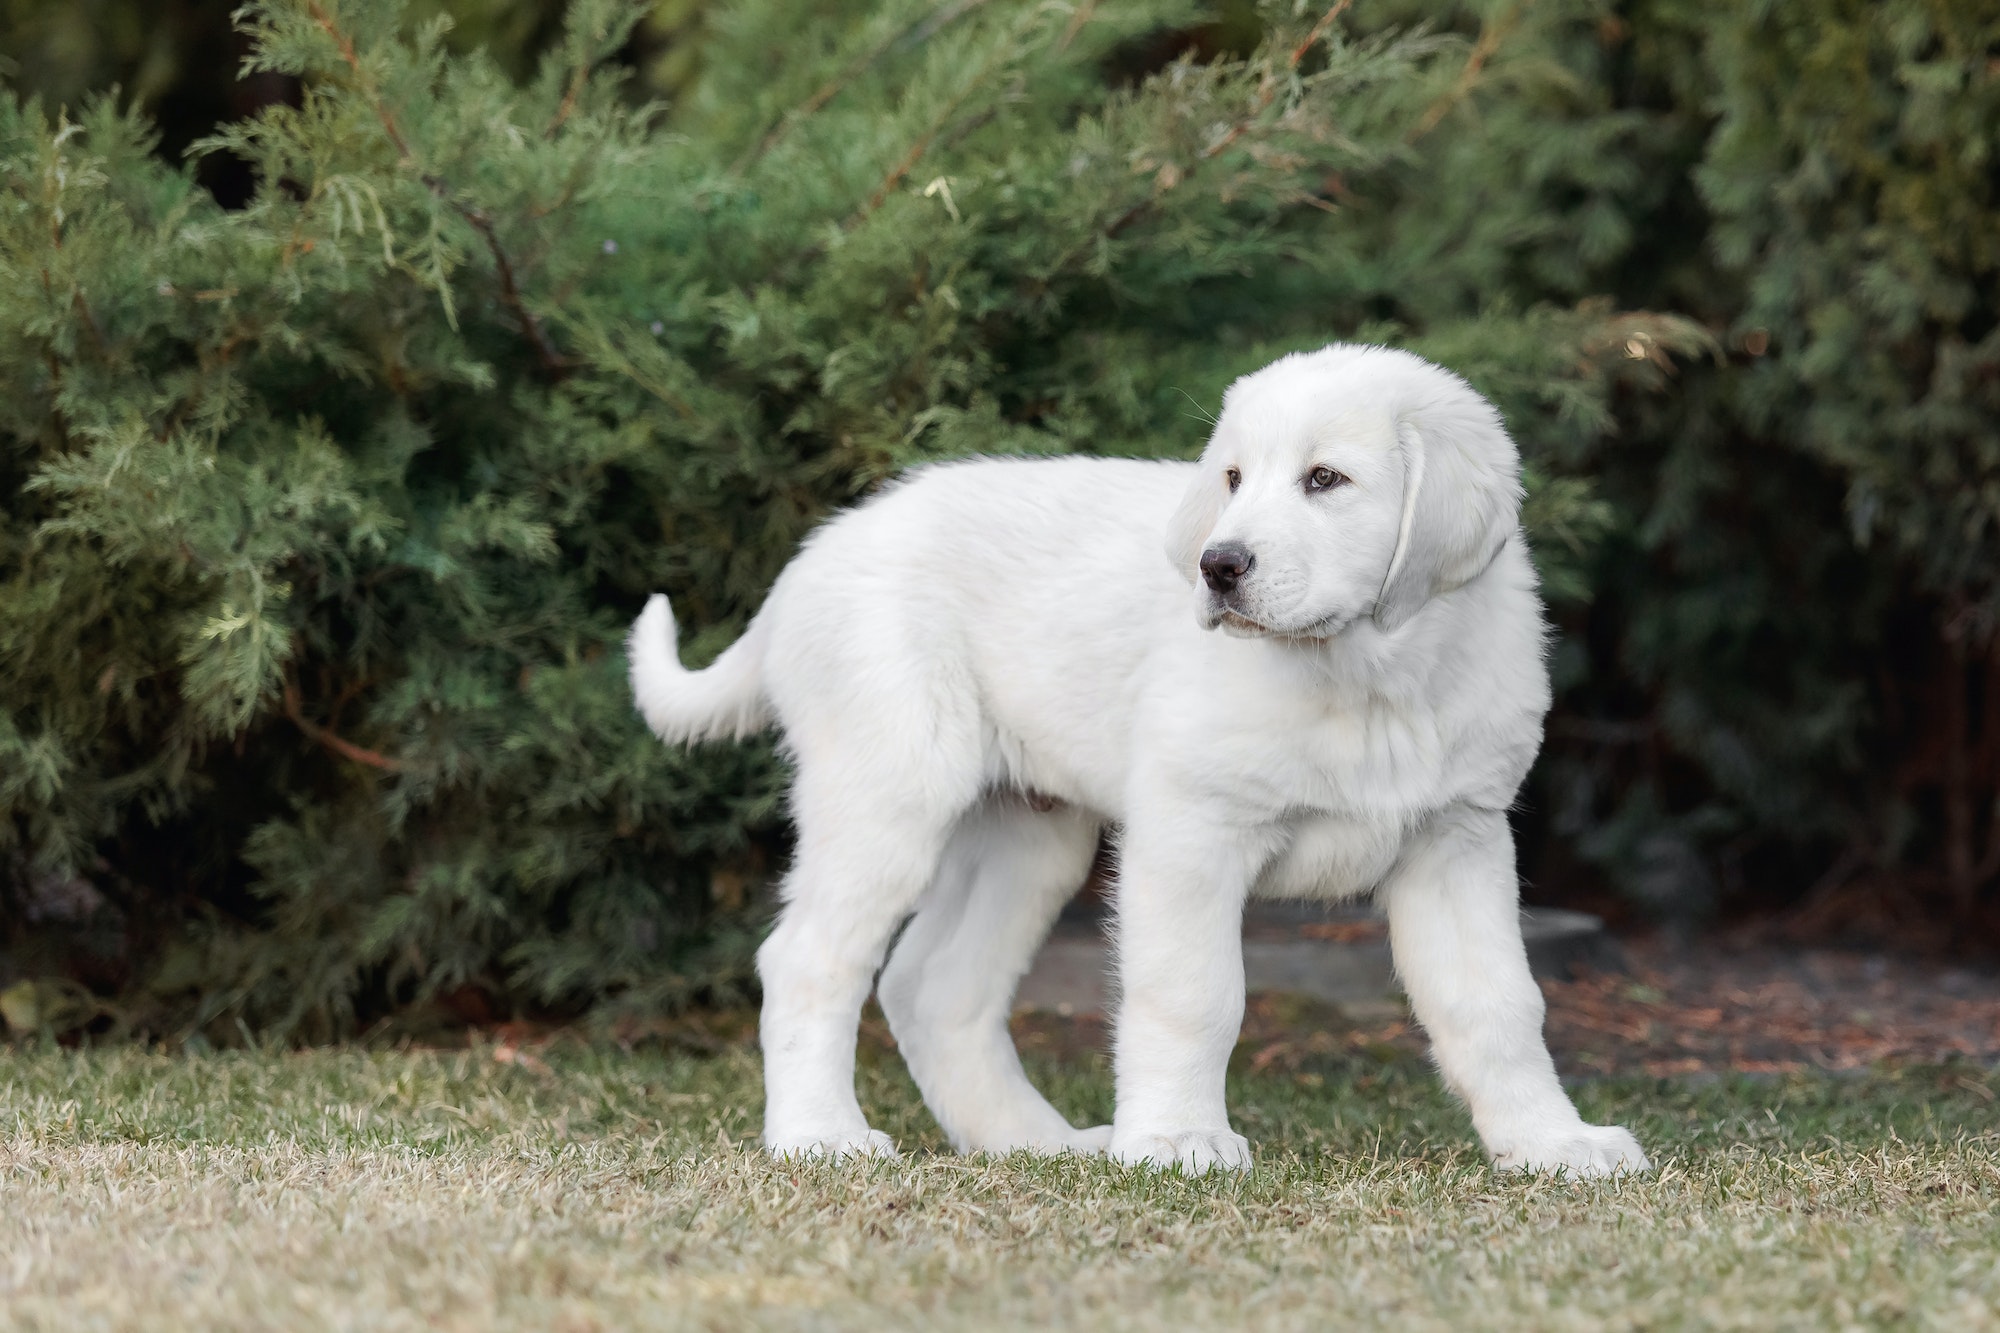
xmin=3 ymin=1025 xmax=1998 ymax=1331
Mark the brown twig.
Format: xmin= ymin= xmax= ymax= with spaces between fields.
xmin=855 ymin=99 xmax=969 ymax=221
xmin=1288 ymin=0 xmax=1356 ymax=67
xmin=308 ymin=3 xmax=408 ymax=150
xmin=1408 ymin=3 xmax=1518 ymax=143
xmin=283 ymin=679 xmax=405 ymax=773
xmin=306 ymin=2 xmax=570 ymax=378
xmin=546 ymin=60 xmax=589 ymax=139
xmin=434 ymin=188 xmax=568 ymax=372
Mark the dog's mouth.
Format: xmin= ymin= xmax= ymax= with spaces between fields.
xmin=1217 ymin=609 xmax=1273 ymax=635
xmin=1211 ymin=606 xmax=1344 ymax=644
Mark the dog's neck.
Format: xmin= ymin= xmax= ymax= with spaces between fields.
xmin=1298 ymin=555 xmax=1513 ymax=698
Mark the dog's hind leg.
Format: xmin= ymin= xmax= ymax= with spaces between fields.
xmin=756 ymin=778 xmax=966 ymax=1160
xmin=877 ymin=799 xmax=1112 ymax=1155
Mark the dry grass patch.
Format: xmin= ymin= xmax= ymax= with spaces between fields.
xmin=3 ymin=1038 xmax=1998 ymax=1330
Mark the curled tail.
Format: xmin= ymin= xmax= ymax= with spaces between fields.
xmin=627 ymin=594 xmax=773 ymax=743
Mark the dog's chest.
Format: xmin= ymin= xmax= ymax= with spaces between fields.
xmin=1255 ymin=810 xmax=1405 ymax=900
xmin=1280 ymin=695 xmax=1457 ymax=811
xmin=1245 ymin=701 xmax=1470 ymax=898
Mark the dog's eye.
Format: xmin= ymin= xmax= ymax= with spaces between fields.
xmin=1225 ymin=467 xmax=1241 ymax=493
xmin=1304 ymin=466 xmax=1348 ymax=493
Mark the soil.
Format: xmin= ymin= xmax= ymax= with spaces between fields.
xmin=1009 ymin=935 xmax=2000 ymax=1080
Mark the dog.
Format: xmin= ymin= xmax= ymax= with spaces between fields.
xmin=629 ymin=344 xmax=1649 ymax=1175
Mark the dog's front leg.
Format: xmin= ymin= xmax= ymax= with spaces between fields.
xmin=1383 ymin=805 xmax=1650 ymax=1176
xmin=1107 ymin=814 xmax=1267 ymax=1173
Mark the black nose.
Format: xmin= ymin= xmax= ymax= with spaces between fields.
xmin=1199 ymin=543 xmax=1254 ymax=593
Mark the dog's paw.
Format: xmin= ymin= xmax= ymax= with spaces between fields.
xmin=1492 ymin=1124 xmax=1649 ymax=1177
xmin=764 ymin=1128 xmax=900 ymax=1162
xmin=1110 ymin=1126 xmax=1252 ymax=1174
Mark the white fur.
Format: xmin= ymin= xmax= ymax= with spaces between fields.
xmin=629 ymin=344 xmax=1648 ymax=1176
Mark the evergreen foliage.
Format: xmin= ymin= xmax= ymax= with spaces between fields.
xmin=1682 ymin=0 xmax=2000 ymax=915
xmin=2 ymin=0 xmax=1995 ymax=1037
xmin=0 ymin=0 xmax=1691 ymax=1036
xmin=1512 ymin=0 xmax=2000 ymax=921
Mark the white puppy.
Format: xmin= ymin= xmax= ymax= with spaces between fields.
xmin=629 ymin=344 xmax=1649 ymax=1176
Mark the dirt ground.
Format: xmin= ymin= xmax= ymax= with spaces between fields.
xmin=1538 ymin=937 xmax=2000 ymax=1078
xmin=1008 ymin=936 xmax=2000 ymax=1082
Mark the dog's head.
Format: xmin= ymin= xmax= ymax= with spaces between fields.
xmin=1164 ymin=345 xmax=1522 ymax=638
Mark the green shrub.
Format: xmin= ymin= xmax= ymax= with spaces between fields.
xmin=1519 ymin=0 xmax=2000 ymax=921
xmin=12 ymin=0 xmax=1992 ymax=1036
xmin=1 ymin=0 xmax=1690 ymax=1037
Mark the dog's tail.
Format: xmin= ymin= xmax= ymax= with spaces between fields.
xmin=627 ymin=594 xmax=773 ymax=744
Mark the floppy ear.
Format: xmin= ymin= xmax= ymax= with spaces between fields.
xmin=1164 ymin=463 xmax=1227 ymax=586
xmin=1372 ymin=405 xmax=1522 ymax=631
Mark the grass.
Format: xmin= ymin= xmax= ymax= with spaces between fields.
xmin=3 ymin=1028 xmax=1999 ymax=1331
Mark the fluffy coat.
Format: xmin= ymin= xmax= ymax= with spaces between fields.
xmin=630 ymin=345 xmax=1648 ymax=1174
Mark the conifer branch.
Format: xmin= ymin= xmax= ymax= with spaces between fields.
xmin=283 ymin=678 xmax=405 ymax=772
xmin=546 ymin=62 xmax=589 ymax=139
xmin=1407 ymin=3 xmax=1518 ymax=143
xmin=847 ymin=3 xmax=1036 ymax=227
xmin=1288 ymin=0 xmax=1357 ymax=68
xmin=305 ymin=1 xmax=571 ymax=378
xmin=1086 ymin=0 xmax=1355 ymax=250
xmin=39 ymin=351 xmax=74 ymax=449
xmin=40 ymin=253 xmax=108 ymax=362
xmin=854 ymin=81 xmax=987 ymax=223
xmin=70 ymin=290 xmax=107 ymax=355
xmin=444 ymin=196 xmax=569 ymax=374
xmin=735 ymin=0 xmax=993 ymax=173
xmin=1057 ymin=0 xmax=1098 ymax=51
xmin=33 ymin=275 xmax=90 ymax=446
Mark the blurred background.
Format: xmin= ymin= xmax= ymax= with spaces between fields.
xmin=0 ymin=0 xmax=1994 ymax=1040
